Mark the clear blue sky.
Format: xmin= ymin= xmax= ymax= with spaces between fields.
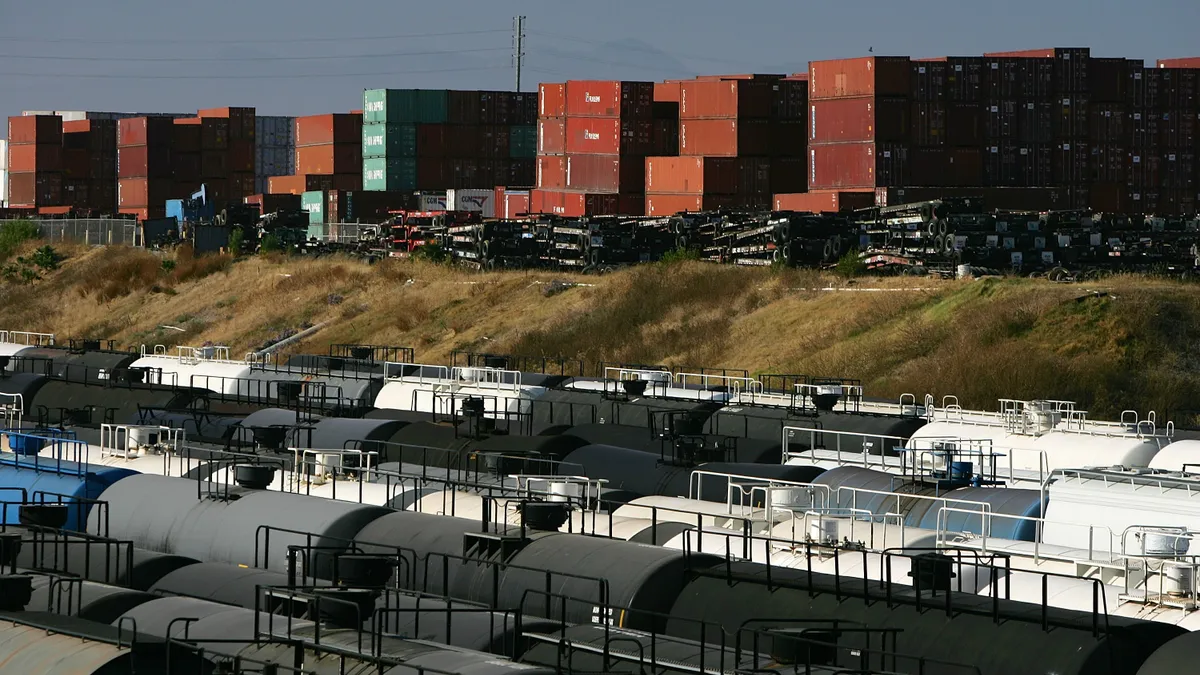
xmin=1 ymin=0 xmax=1197 ymax=125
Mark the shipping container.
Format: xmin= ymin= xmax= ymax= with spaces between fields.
xmin=198 ymin=107 xmax=256 ymax=141
xmin=363 ymin=89 xmax=449 ymax=125
xmin=1090 ymin=58 xmax=1131 ymax=103
xmin=531 ymin=188 xmax=644 ymax=217
xmin=538 ymin=118 xmax=566 ymax=155
xmin=1160 ymin=110 xmax=1197 ymax=149
xmin=0 ymin=169 xmax=8 ymax=206
xmin=496 ymin=189 xmax=531 ymax=218
xmin=0 ymin=140 xmax=8 ymax=171
xmin=1053 ymin=95 xmax=1089 ymax=140
xmin=1053 ymin=48 xmax=1090 ymax=93
xmin=565 ymin=117 xmax=653 ymax=155
xmin=911 ymin=102 xmax=946 ymax=146
xmin=655 ymin=81 xmax=682 ymax=104
xmin=773 ymin=190 xmax=874 ymax=213
xmin=448 ymin=90 xmax=483 ymax=126
xmin=256 ymin=146 xmax=293 ymax=177
xmin=565 ymin=154 xmax=644 ymax=193
xmin=301 ymin=190 xmax=325 ymax=224
xmin=774 ymin=79 xmax=808 ymax=121
xmin=362 ymin=123 xmax=417 ymax=158
xmin=1161 ymin=68 xmax=1200 ymax=111
xmin=7 ymin=144 xmax=62 ymax=173
xmin=325 ymin=190 xmax=412 ymax=224
xmin=645 ymin=156 xmax=773 ymax=195
xmin=645 ymin=193 xmax=741 ymax=216
xmin=564 ymin=81 xmax=654 ymax=119
xmin=771 ymin=156 xmax=807 ymax=193
xmin=1157 ymin=57 xmax=1200 ymax=69
xmin=653 ymin=118 xmax=680 ymax=156
xmin=117 ymin=144 xmax=171 ymax=179
xmin=268 ymin=174 xmax=338 ymax=195
xmin=244 ymin=193 xmax=302 ymax=214
xmin=680 ymin=79 xmax=775 ymax=119
xmin=172 ymin=120 xmax=202 ymax=153
xmin=1018 ymin=100 xmax=1055 ymax=144
xmin=537 ymin=155 xmax=567 ymax=189
xmin=201 ymin=150 xmax=228 ymax=179
xmin=201 ymin=118 xmax=229 ymax=150
xmin=680 ymin=118 xmax=774 ymax=157
xmin=809 ymin=97 xmax=909 ymax=144
xmin=808 ymin=57 xmax=912 ymax=100
xmin=809 ymin=142 xmax=908 ymax=189
xmin=8 ymin=115 xmax=62 ymax=145
xmin=945 ymin=57 xmax=984 ymax=102
xmin=1053 ymin=141 xmax=1090 ymax=185
xmin=1090 ymin=143 xmax=1129 ymax=183
xmin=256 ymin=116 xmax=296 ymax=148
xmin=874 ymin=185 xmax=1069 ymax=210
xmin=946 ymin=102 xmax=983 ymax=146
xmin=61 ymin=149 xmax=87 ymax=179
xmin=446 ymin=188 xmax=496 ymax=217
xmin=296 ymin=113 xmax=362 ymax=147
xmin=296 ymin=144 xmax=362 ymax=175
xmin=510 ymin=125 xmax=537 ymax=158
xmin=117 ymin=177 xmax=173 ymax=207
xmin=363 ymin=156 xmax=417 ymax=192
xmin=911 ymin=61 xmax=947 ymax=102
xmin=984 ymin=100 xmax=1020 ymax=139
xmin=475 ymin=125 xmax=511 ymax=159
xmin=1131 ymin=110 xmax=1161 ymax=151
xmin=1161 ymin=150 xmax=1196 ymax=190
xmin=444 ymin=125 xmax=482 ymax=159
xmin=539 ymin=83 xmax=566 ymax=117
xmin=118 ymin=117 xmax=173 ymax=148
xmin=417 ymin=124 xmax=448 ymax=159
xmin=1129 ymin=68 xmax=1163 ymax=110
xmin=229 ymin=140 xmax=254 ymax=173
xmin=7 ymin=172 xmax=62 ymax=206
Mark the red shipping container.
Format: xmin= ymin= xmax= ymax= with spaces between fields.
xmin=538 ymin=118 xmax=566 ymax=155
xmin=809 ymin=142 xmax=908 ymax=189
xmin=564 ymin=81 xmax=654 ymax=119
xmin=680 ymin=80 xmax=775 ymax=119
xmin=911 ymin=61 xmax=947 ymax=102
xmin=645 ymin=193 xmax=739 ymax=216
xmin=911 ymin=103 xmax=946 ymax=146
xmin=774 ymin=190 xmax=874 ymax=212
xmin=565 ymin=154 xmax=644 ymax=193
xmin=1158 ymin=58 xmax=1200 ymax=68
xmin=655 ymin=82 xmax=682 ymax=104
xmin=295 ymin=113 xmax=362 ymax=147
xmin=946 ymin=57 xmax=985 ymax=102
xmin=201 ymin=118 xmax=229 ymax=150
xmin=946 ymin=102 xmax=983 ymax=146
xmin=118 ymin=117 xmax=173 ymax=147
xmin=646 ymin=156 xmax=735 ymax=194
xmin=118 ymin=178 xmax=174 ymax=208
xmin=539 ymin=83 xmax=566 ymax=117
xmin=172 ymin=121 xmax=202 ymax=153
xmin=7 ymin=172 xmax=62 ymax=206
xmin=810 ymin=97 xmax=910 ymax=144
xmin=808 ymin=57 xmax=912 ymax=100
xmin=537 ymin=155 xmax=567 ymax=189
xmin=565 ymin=117 xmax=653 ymax=155
xmin=296 ymin=144 xmax=362 ymax=175
xmin=985 ymin=49 xmax=1055 ymax=58
xmin=7 ymin=144 xmax=62 ymax=173
xmin=117 ymin=145 xmax=172 ymax=179
xmin=680 ymin=119 xmax=773 ymax=157
xmin=8 ymin=115 xmax=62 ymax=145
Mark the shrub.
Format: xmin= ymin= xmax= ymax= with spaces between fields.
xmin=835 ymin=250 xmax=867 ymax=278
xmin=228 ymin=227 xmax=244 ymax=257
xmin=660 ymin=247 xmax=701 ymax=265
xmin=0 ymin=220 xmax=40 ymax=261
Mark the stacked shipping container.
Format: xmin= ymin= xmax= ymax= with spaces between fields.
xmin=1133 ymin=60 xmax=1200 ymax=214
xmin=255 ymin=116 xmax=296 ymax=196
xmin=8 ymin=115 xmax=64 ymax=209
xmin=61 ymin=119 xmax=117 ymax=212
xmin=361 ymin=89 xmax=536 ymax=193
xmin=198 ymin=107 xmax=258 ymax=202
xmin=118 ymin=116 xmax=174 ymax=219
xmin=0 ymin=139 xmax=7 ymax=207
xmin=646 ymin=75 xmax=807 ymax=215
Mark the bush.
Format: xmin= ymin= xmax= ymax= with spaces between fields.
xmin=228 ymin=227 xmax=244 ymax=257
xmin=835 ymin=250 xmax=867 ymax=278
xmin=660 ymin=247 xmax=701 ymax=265
xmin=0 ymin=220 xmax=40 ymax=261
xmin=259 ymin=234 xmax=281 ymax=254
xmin=29 ymin=245 xmax=62 ymax=271
xmin=413 ymin=243 xmax=448 ymax=264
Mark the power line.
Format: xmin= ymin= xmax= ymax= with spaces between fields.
xmin=0 ymin=65 xmax=512 ymax=81
xmin=0 ymin=29 xmax=511 ymax=45
xmin=526 ymin=29 xmax=765 ymax=67
xmin=0 ymin=47 xmax=511 ymax=63
xmin=527 ymin=50 xmax=692 ymax=74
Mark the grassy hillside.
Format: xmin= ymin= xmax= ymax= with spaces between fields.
xmin=3 ymin=241 xmax=1200 ymax=423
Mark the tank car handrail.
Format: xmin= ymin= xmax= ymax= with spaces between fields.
xmin=0 ymin=431 xmax=92 ymax=476
xmin=781 ymin=425 xmax=909 ymax=468
xmin=383 ymin=361 xmax=450 ymax=383
xmin=834 ymin=484 xmax=995 ymax=534
xmin=450 ymin=365 xmax=524 ymax=391
xmin=936 ymin=505 xmax=1120 ymax=565
xmin=688 ymin=469 xmax=832 ymax=510
xmin=773 ymin=508 xmax=906 ymax=551
xmin=0 ymin=330 xmax=56 ymax=346
xmin=99 ymin=423 xmax=185 ymax=461
xmin=673 ymin=371 xmax=764 ymax=396
xmin=1053 ymin=466 xmax=1200 ymax=495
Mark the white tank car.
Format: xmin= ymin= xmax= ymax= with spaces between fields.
xmin=1148 ymin=440 xmax=1200 ymax=472
xmin=563 ymin=368 xmax=734 ymax=402
xmin=374 ymin=365 xmax=547 ymax=417
xmin=130 ymin=348 xmax=255 ymax=393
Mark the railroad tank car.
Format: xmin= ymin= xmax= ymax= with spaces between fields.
xmin=13 ymin=528 xmax=200 ymax=590
xmin=667 ymin=561 xmax=1185 ymax=675
xmin=558 ymin=444 xmax=694 ymax=499
xmin=709 ymin=405 xmax=927 ymax=451
xmin=373 ymin=366 xmax=549 ymax=419
xmin=1135 ymin=631 xmax=1200 ymax=675
xmin=6 ymin=345 xmax=139 ymax=384
xmin=1146 ymin=439 xmax=1200 ymax=472
xmin=134 ymin=408 xmax=245 ymax=444
xmin=86 ymin=474 xmax=391 ymax=578
xmin=22 ymin=378 xmax=205 ymax=427
xmin=530 ymin=388 xmax=723 ymax=435
xmin=564 ymin=423 xmax=783 ymax=463
xmin=129 ymin=351 xmax=254 ymax=393
xmin=0 ymin=456 xmax=137 ymax=531
xmin=0 ymin=373 xmax=48 ymax=419
xmin=25 ymin=574 xmax=157 ymax=624
xmin=149 ymin=562 xmax=291 ymax=608
xmin=0 ymin=613 xmax=209 ymax=675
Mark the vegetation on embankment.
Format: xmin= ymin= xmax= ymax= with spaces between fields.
xmin=2 ymin=240 xmax=1199 ymax=423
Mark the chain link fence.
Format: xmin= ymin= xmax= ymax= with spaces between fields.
xmin=2 ymin=218 xmax=142 ymax=247
xmin=305 ymin=223 xmax=378 ymax=244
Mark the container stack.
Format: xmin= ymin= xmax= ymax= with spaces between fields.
xmin=255 ymin=116 xmax=296 ymax=196
xmin=361 ymin=88 xmax=536 ymax=193
xmin=0 ymin=139 xmax=7 ymax=207
xmin=1136 ymin=60 xmax=1199 ymax=214
xmin=646 ymin=75 xmax=807 ymax=215
xmin=197 ymin=107 xmax=257 ymax=202
xmin=61 ymin=119 xmax=117 ymax=213
xmin=532 ymin=80 xmax=655 ymax=217
xmin=117 ymin=117 xmax=175 ymax=220
xmin=296 ymin=113 xmax=362 ymax=189
xmin=171 ymin=118 xmax=202 ymax=201
xmin=6 ymin=115 xmax=63 ymax=209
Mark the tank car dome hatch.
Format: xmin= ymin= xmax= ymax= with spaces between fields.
xmin=690 ymin=463 xmax=826 ymax=506
xmin=26 ymin=575 xmax=156 ymax=624
xmin=149 ymin=563 xmax=291 ymax=609
xmin=87 ymin=474 xmax=391 ymax=578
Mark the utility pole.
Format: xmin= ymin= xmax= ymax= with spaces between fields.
xmin=513 ymin=15 xmax=526 ymax=92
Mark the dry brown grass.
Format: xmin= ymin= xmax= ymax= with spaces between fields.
xmin=4 ymin=247 xmax=1200 ymax=420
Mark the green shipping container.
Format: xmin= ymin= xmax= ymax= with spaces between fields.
xmin=362 ymin=89 xmax=449 ymax=125
xmin=301 ymin=190 xmax=325 ymax=225
xmin=307 ymin=224 xmax=327 ymax=240
xmin=362 ymin=123 xmax=418 ymax=159
xmin=363 ymin=157 xmax=417 ymax=192
xmin=509 ymin=125 xmax=537 ymax=158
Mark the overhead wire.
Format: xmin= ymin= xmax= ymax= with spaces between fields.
xmin=0 ymin=65 xmax=512 ymax=81
xmin=0 ymin=47 xmax=511 ymax=63
xmin=525 ymin=29 xmax=771 ymax=68
xmin=0 ymin=29 xmax=511 ymax=45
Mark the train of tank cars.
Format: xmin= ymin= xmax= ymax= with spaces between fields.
xmin=3 ymin=329 xmax=1200 ymax=675
xmin=300 ymin=198 xmax=1200 ymax=279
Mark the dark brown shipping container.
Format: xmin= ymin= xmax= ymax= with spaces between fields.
xmin=201 ymin=150 xmax=228 ymax=179
xmin=1160 ymin=110 xmax=1197 ymax=149
xmin=295 ymin=113 xmax=363 ymax=147
xmin=771 ymin=157 xmax=807 ymax=194
xmin=445 ymin=126 xmax=481 ymax=159
xmin=201 ymin=118 xmax=229 ymax=150
xmin=680 ymin=119 xmax=774 ymax=157
xmin=1053 ymin=142 xmax=1090 ymax=185
xmin=775 ymin=120 xmax=807 ymax=155
xmin=564 ymin=81 xmax=654 ymax=119
xmin=653 ymin=118 xmax=680 ymax=156
xmin=911 ymin=61 xmax=947 ymax=102
xmin=540 ymin=83 xmax=566 ymax=118
xmin=565 ymin=117 xmax=653 ymax=155
xmin=946 ymin=102 xmax=983 ymax=146
xmin=1053 ymin=48 xmax=1090 ymax=94
xmin=1053 ymin=95 xmax=1089 ymax=140
xmin=773 ymin=79 xmax=808 ymax=121
xmin=910 ymin=147 xmax=947 ymax=185
xmin=1129 ymin=69 xmax=1163 ymax=110
xmin=1015 ymin=100 xmax=1054 ymax=144
xmin=808 ymin=57 xmax=912 ymax=100
xmin=229 ymin=139 xmax=254 ymax=173
xmin=417 ymin=124 xmax=447 ymax=159
xmin=984 ymin=100 xmax=1020 ymax=140
xmin=809 ymin=142 xmax=908 ymax=189
xmin=565 ymin=154 xmax=644 ymax=193
xmin=537 ymin=155 xmax=567 ymax=189
xmin=117 ymin=144 xmax=172 ymax=179
xmin=680 ymin=79 xmax=775 ymax=119
xmin=7 ymin=144 xmax=62 ymax=173
xmin=172 ymin=121 xmax=202 ymax=153
xmin=1161 ymin=150 xmax=1196 ymax=190
xmin=773 ymin=190 xmax=874 ymax=213
xmin=1090 ymin=144 xmax=1128 ymax=183
xmin=538 ymin=117 xmax=566 ymax=155
xmin=296 ymin=144 xmax=362 ymax=175
xmin=983 ymin=59 xmax=1020 ymax=100
xmin=448 ymin=90 xmax=482 ymax=126
xmin=477 ymin=125 xmax=511 ymax=159
xmin=946 ymin=57 xmax=984 ymax=102
xmin=198 ymin=107 xmax=255 ymax=142
xmin=62 ymin=149 xmax=90 ymax=180
xmin=417 ymin=158 xmax=449 ymax=190
xmin=507 ymin=158 xmax=534 ymax=186
xmin=7 ymin=172 xmax=62 ymax=207
xmin=229 ymin=172 xmax=256 ymax=198
xmin=1016 ymin=58 xmax=1055 ymax=100
xmin=174 ymin=152 xmax=201 ymax=183
xmin=530 ymin=189 xmax=643 ymax=217
xmin=810 ymin=97 xmax=910 ymax=144
xmin=874 ymin=185 xmax=1069 ymax=210
xmin=653 ymin=101 xmax=679 ymax=121
xmin=245 ymin=193 xmax=303 ymax=214
xmin=1131 ymin=111 xmax=1161 ymax=152
xmin=1013 ymin=144 xmax=1054 ymax=187
xmin=118 ymin=178 xmax=174 ymax=208
xmin=333 ymin=174 xmax=363 ymax=191
xmin=118 ymin=117 xmax=173 ymax=148
xmin=1089 ymin=104 xmax=1129 ymax=144
xmin=1090 ymin=58 xmax=1131 ymax=103
xmin=948 ymin=147 xmax=985 ymax=186
xmin=911 ymin=102 xmax=946 ymax=146
xmin=8 ymin=115 xmax=62 ymax=145
xmin=1161 ymin=68 xmax=1200 ymax=111
xmin=1130 ymin=151 xmax=1162 ymax=188
xmin=645 ymin=193 xmax=740 ymax=216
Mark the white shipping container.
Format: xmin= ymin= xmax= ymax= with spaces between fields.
xmin=24 ymin=110 xmax=189 ymax=121
xmin=419 ymin=193 xmax=448 ymax=211
xmin=445 ymin=189 xmax=495 ymax=218
xmin=0 ymin=140 xmax=7 ymax=171
xmin=0 ymin=169 xmax=8 ymax=207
